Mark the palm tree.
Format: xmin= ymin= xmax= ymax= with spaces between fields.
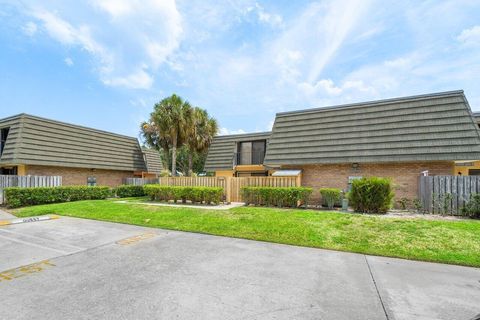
xmin=141 ymin=94 xmax=192 ymax=176
xmin=185 ymin=107 xmax=218 ymax=176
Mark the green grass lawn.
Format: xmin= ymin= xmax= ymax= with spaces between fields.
xmin=12 ymin=199 xmax=480 ymax=268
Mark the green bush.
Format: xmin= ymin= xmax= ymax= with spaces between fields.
xmin=143 ymin=185 xmax=223 ymax=205
xmin=319 ymin=188 xmax=342 ymax=209
xmin=397 ymin=197 xmax=411 ymax=210
xmin=114 ymin=185 xmax=145 ymax=198
xmin=241 ymin=187 xmax=312 ymax=208
xmin=348 ymin=177 xmax=394 ymax=214
xmin=461 ymin=194 xmax=480 ymax=219
xmin=4 ymin=186 xmax=111 ymax=208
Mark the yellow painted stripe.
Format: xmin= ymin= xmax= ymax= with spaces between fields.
xmin=116 ymin=232 xmax=156 ymax=246
xmin=0 ymin=260 xmax=55 ymax=282
xmin=0 ymin=215 xmax=60 ymax=227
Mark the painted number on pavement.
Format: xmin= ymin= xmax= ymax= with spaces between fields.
xmin=0 ymin=260 xmax=55 ymax=282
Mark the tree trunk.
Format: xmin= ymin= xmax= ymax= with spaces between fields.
xmin=188 ymin=152 xmax=193 ymax=177
xmin=171 ymin=135 xmax=177 ymax=176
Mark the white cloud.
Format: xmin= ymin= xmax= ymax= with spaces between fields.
xmin=457 ymin=25 xmax=480 ymax=46
xmin=22 ymin=21 xmax=37 ymax=36
xmin=266 ymin=118 xmax=275 ymax=131
xmin=102 ymin=68 xmax=153 ymax=89
xmin=24 ymin=0 xmax=182 ymax=89
xmin=129 ymin=98 xmax=147 ymax=108
xmin=219 ymin=127 xmax=246 ymax=135
xmin=270 ymin=0 xmax=373 ymax=86
xmin=252 ymin=3 xmax=283 ymax=27
xmin=299 ymin=79 xmax=376 ymax=98
xmin=64 ymin=57 xmax=74 ymax=66
xmin=92 ymin=0 xmax=133 ymax=18
xmin=306 ymin=0 xmax=372 ymax=83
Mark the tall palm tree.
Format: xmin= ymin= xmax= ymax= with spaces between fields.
xmin=185 ymin=107 xmax=218 ymax=176
xmin=141 ymin=94 xmax=192 ymax=176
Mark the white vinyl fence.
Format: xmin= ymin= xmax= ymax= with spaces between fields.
xmin=0 ymin=175 xmax=62 ymax=204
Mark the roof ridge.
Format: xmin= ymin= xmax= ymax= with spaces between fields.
xmin=276 ymin=90 xmax=465 ymax=117
xmin=1 ymin=113 xmax=139 ymax=141
xmin=215 ymin=131 xmax=271 ymax=138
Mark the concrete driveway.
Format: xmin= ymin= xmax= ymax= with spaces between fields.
xmin=0 ymin=215 xmax=479 ymax=320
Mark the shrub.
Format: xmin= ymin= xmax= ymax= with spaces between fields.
xmin=159 ymin=170 xmax=170 ymax=177
xmin=461 ymin=194 xmax=480 ymax=219
xmin=114 ymin=185 xmax=145 ymax=198
xmin=143 ymin=185 xmax=223 ymax=205
xmin=412 ymin=198 xmax=424 ymax=214
xmin=319 ymin=188 xmax=342 ymax=209
xmin=397 ymin=197 xmax=411 ymax=210
xmin=4 ymin=186 xmax=111 ymax=208
xmin=348 ymin=177 xmax=394 ymax=214
xmin=241 ymin=187 xmax=312 ymax=208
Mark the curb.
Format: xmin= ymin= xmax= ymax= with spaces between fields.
xmin=0 ymin=215 xmax=60 ymax=226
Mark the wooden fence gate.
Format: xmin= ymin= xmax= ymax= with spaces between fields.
xmin=124 ymin=176 xmax=298 ymax=203
xmin=418 ymin=175 xmax=480 ymax=214
xmin=0 ymin=175 xmax=62 ymax=204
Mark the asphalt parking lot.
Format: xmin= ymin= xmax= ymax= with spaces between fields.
xmin=1 ymin=215 xmax=479 ymax=320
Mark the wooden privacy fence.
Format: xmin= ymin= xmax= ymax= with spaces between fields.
xmin=0 ymin=175 xmax=62 ymax=204
xmin=124 ymin=176 xmax=298 ymax=202
xmin=124 ymin=177 xmax=224 ymax=188
xmin=418 ymin=175 xmax=480 ymax=215
xmin=227 ymin=176 xmax=298 ymax=202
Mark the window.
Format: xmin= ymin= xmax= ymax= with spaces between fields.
xmin=468 ymin=169 xmax=480 ymax=176
xmin=347 ymin=176 xmax=362 ymax=192
xmin=0 ymin=127 xmax=9 ymax=156
xmin=0 ymin=166 xmax=17 ymax=175
xmin=87 ymin=176 xmax=97 ymax=186
xmin=236 ymin=171 xmax=268 ymax=177
xmin=239 ymin=142 xmax=252 ymax=165
xmin=236 ymin=140 xmax=266 ymax=165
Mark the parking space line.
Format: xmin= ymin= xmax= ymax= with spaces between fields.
xmin=0 ymin=260 xmax=55 ymax=282
xmin=0 ymin=233 xmax=72 ymax=254
xmin=0 ymin=228 xmax=84 ymax=251
xmin=116 ymin=232 xmax=157 ymax=246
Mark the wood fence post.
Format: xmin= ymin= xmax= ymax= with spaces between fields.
xmin=225 ymin=176 xmax=232 ymax=203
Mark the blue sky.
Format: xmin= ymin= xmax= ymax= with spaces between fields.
xmin=1 ymin=0 xmax=480 ymax=139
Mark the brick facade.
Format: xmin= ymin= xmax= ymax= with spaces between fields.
xmin=285 ymin=161 xmax=454 ymax=202
xmin=25 ymin=165 xmax=134 ymax=187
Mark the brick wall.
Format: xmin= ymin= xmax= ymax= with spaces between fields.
xmin=25 ymin=165 xmax=134 ymax=187
xmin=284 ymin=161 xmax=454 ymax=202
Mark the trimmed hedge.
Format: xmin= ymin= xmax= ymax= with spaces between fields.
xmin=143 ymin=185 xmax=223 ymax=205
xmin=4 ymin=186 xmax=111 ymax=208
xmin=114 ymin=185 xmax=145 ymax=198
xmin=348 ymin=177 xmax=394 ymax=214
xmin=241 ymin=187 xmax=313 ymax=208
xmin=320 ymin=188 xmax=342 ymax=209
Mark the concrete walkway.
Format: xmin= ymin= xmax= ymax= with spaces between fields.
xmin=0 ymin=208 xmax=16 ymax=219
xmin=1 ymin=216 xmax=479 ymax=320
